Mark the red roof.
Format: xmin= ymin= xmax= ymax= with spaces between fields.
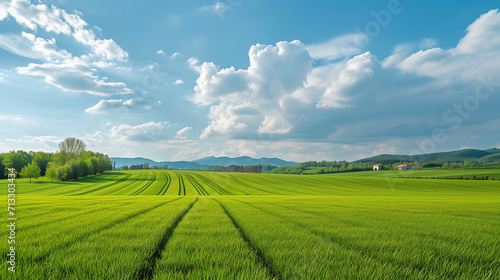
xmin=373 ymin=164 xmax=382 ymax=166
xmin=395 ymin=164 xmax=410 ymax=168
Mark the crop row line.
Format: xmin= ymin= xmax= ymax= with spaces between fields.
xmin=108 ymin=170 xmax=145 ymax=195
xmin=158 ymin=171 xmax=171 ymax=195
xmin=132 ymin=171 xmax=157 ymax=195
xmin=215 ymin=199 xmax=281 ymax=280
xmin=71 ymin=172 xmax=135 ymax=196
xmin=136 ymin=197 xmax=198 ymax=280
xmin=175 ymin=173 xmax=186 ymax=195
xmin=234 ymin=199 xmax=440 ymax=279
xmin=195 ymin=173 xmax=235 ymax=195
xmin=33 ymin=197 xmax=184 ymax=264
xmin=229 ymin=174 xmax=273 ymax=194
xmin=183 ymin=173 xmax=209 ymax=195
xmin=19 ymin=202 xmax=135 ymax=232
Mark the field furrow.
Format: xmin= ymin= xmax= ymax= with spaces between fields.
xmin=152 ymin=198 xmax=273 ymax=279
xmin=12 ymin=197 xmax=194 ymax=279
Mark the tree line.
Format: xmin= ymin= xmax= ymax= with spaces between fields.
xmin=270 ymin=161 xmax=373 ymax=175
xmin=120 ymin=163 xmax=169 ymax=170
xmin=208 ymin=165 xmax=263 ymax=173
xmin=268 ymin=157 xmax=500 ymax=175
xmin=0 ymin=137 xmax=112 ymax=182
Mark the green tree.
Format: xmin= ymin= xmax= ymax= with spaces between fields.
xmin=58 ymin=137 xmax=86 ymax=157
xmin=57 ymin=164 xmax=73 ymax=181
xmin=20 ymin=162 xmax=41 ymax=183
xmin=52 ymin=151 xmax=70 ymax=166
xmin=46 ymin=162 xmax=58 ymax=182
xmin=2 ymin=150 xmax=32 ymax=176
xmin=86 ymin=159 xmax=94 ymax=175
xmin=0 ymin=154 xmax=5 ymax=179
xmin=33 ymin=152 xmax=52 ymax=176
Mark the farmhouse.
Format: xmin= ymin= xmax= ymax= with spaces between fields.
xmin=395 ymin=164 xmax=412 ymax=170
xmin=373 ymin=164 xmax=382 ymax=171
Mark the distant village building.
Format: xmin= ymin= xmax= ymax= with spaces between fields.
xmin=411 ymin=166 xmax=423 ymax=169
xmin=395 ymin=164 xmax=412 ymax=170
xmin=373 ymin=164 xmax=382 ymax=171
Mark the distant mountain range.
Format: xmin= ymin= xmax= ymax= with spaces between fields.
xmin=193 ymin=156 xmax=297 ymax=167
xmin=354 ymin=148 xmax=500 ymax=164
xmin=110 ymin=156 xmax=298 ymax=170
xmin=111 ymin=148 xmax=500 ymax=170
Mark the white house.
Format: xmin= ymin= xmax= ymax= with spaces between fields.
xmin=373 ymin=164 xmax=382 ymax=171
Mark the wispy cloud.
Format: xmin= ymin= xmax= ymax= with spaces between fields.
xmin=306 ymin=33 xmax=368 ymax=61
xmin=175 ymin=126 xmax=192 ymax=139
xmin=17 ymin=57 xmax=132 ymax=96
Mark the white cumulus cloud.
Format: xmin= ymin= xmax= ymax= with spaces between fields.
xmin=1 ymin=0 xmax=127 ymax=61
xmin=383 ymin=9 xmax=500 ymax=81
xmin=0 ymin=0 xmax=131 ymax=97
xmin=192 ymin=40 xmax=312 ymax=139
xmin=317 ymin=51 xmax=376 ymax=109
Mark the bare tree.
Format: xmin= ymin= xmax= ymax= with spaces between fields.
xmin=59 ymin=137 xmax=86 ymax=157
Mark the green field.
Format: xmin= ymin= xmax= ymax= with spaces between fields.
xmin=2 ymin=170 xmax=499 ymax=279
xmin=326 ymin=168 xmax=500 ymax=180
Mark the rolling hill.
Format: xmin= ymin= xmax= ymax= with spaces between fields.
xmin=354 ymin=148 xmax=500 ymax=164
xmin=110 ymin=156 xmax=297 ymax=169
xmin=193 ymin=156 xmax=297 ymax=167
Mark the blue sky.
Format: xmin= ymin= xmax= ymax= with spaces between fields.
xmin=1 ymin=0 xmax=499 ymax=162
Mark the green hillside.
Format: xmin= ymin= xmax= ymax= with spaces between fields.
xmin=354 ymin=148 xmax=499 ymax=164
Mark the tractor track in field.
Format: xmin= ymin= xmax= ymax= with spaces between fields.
xmin=19 ymin=201 xmax=105 ymax=220
xmin=158 ymin=171 xmax=171 ymax=195
xmin=182 ymin=173 xmax=202 ymax=195
xmin=233 ymin=199 xmax=441 ymax=279
xmin=70 ymin=173 xmax=134 ymax=196
xmin=105 ymin=171 xmax=146 ymax=195
xmin=259 ymin=175 xmax=312 ymax=195
xmin=259 ymin=201 xmax=368 ymax=228
xmin=135 ymin=197 xmax=198 ymax=280
xmin=228 ymin=174 xmax=274 ymax=194
xmin=32 ymin=197 xmax=185 ymax=264
xmin=215 ymin=199 xmax=282 ymax=280
xmin=175 ymin=173 xmax=186 ymax=195
xmin=20 ymin=202 xmax=135 ymax=232
xmin=132 ymin=171 xmax=157 ymax=195
xmin=18 ymin=173 xmax=119 ymax=195
xmin=237 ymin=175 xmax=295 ymax=195
xmin=191 ymin=173 xmax=232 ymax=195
xmin=183 ymin=173 xmax=209 ymax=195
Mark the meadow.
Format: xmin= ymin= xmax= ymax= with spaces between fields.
xmin=1 ymin=170 xmax=499 ymax=279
